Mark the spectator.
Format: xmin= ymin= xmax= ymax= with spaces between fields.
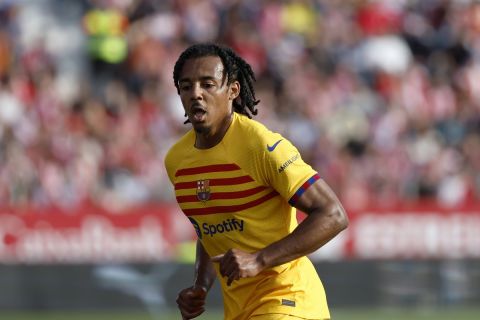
xmin=0 ymin=0 xmax=479 ymax=211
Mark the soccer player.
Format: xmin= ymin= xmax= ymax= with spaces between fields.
xmin=164 ymin=43 xmax=348 ymax=320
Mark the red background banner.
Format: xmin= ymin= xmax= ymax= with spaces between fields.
xmin=1 ymin=203 xmax=480 ymax=263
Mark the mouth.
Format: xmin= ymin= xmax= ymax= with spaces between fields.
xmin=190 ymin=104 xmax=207 ymax=123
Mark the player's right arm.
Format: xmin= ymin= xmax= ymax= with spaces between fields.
xmin=177 ymin=240 xmax=217 ymax=319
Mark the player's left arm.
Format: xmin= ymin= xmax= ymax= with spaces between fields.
xmin=259 ymin=178 xmax=348 ymax=266
xmin=212 ymin=178 xmax=348 ymax=285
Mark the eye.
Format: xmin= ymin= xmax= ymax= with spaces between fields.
xmin=179 ymin=84 xmax=191 ymax=91
xmin=202 ymin=82 xmax=215 ymax=89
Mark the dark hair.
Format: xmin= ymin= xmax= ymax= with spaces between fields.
xmin=173 ymin=43 xmax=259 ymax=120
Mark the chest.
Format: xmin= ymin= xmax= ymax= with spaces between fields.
xmin=173 ymin=158 xmax=266 ymax=214
xmin=172 ymin=155 xmax=289 ymax=252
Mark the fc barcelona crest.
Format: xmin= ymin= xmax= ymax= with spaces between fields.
xmin=197 ymin=179 xmax=211 ymax=202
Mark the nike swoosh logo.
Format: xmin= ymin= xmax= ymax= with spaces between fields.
xmin=267 ymin=139 xmax=283 ymax=152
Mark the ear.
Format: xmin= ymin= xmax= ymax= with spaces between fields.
xmin=229 ymin=81 xmax=240 ymax=100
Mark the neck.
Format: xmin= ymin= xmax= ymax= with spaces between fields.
xmin=195 ymin=114 xmax=233 ymax=149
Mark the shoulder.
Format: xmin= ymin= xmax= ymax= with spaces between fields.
xmin=233 ymin=115 xmax=304 ymax=169
xmin=164 ymin=130 xmax=194 ymax=181
xmin=233 ymin=113 xmax=283 ymax=151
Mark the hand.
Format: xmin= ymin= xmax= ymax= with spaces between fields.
xmin=211 ymin=248 xmax=265 ymax=286
xmin=176 ymin=285 xmax=208 ymax=319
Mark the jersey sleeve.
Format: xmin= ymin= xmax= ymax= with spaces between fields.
xmin=163 ymin=148 xmax=177 ymax=184
xmin=257 ymin=134 xmax=319 ymax=206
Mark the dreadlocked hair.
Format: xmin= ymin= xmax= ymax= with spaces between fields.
xmin=173 ymin=43 xmax=260 ymax=121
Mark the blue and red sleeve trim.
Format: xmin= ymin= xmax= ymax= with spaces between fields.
xmin=288 ymin=173 xmax=320 ymax=206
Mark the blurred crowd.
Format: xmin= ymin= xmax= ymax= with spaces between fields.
xmin=0 ymin=0 xmax=479 ymax=211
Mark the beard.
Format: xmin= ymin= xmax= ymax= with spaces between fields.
xmin=193 ymin=124 xmax=210 ymax=135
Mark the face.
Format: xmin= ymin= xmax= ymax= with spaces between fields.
xmin=178 ymin=56 xmax=239 ymax=136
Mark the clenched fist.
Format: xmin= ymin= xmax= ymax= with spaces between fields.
xmin=211 ymin=248 xmax=265 ymax=286
xmin=176 ymin=285 xmax=208 ymax=319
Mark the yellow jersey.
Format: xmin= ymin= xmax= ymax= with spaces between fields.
xmin=165 ymin=113 xmax=330 ymax=320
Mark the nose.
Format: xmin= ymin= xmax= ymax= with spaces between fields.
xmin=191 ymin=83 xmax=202 ymax=101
